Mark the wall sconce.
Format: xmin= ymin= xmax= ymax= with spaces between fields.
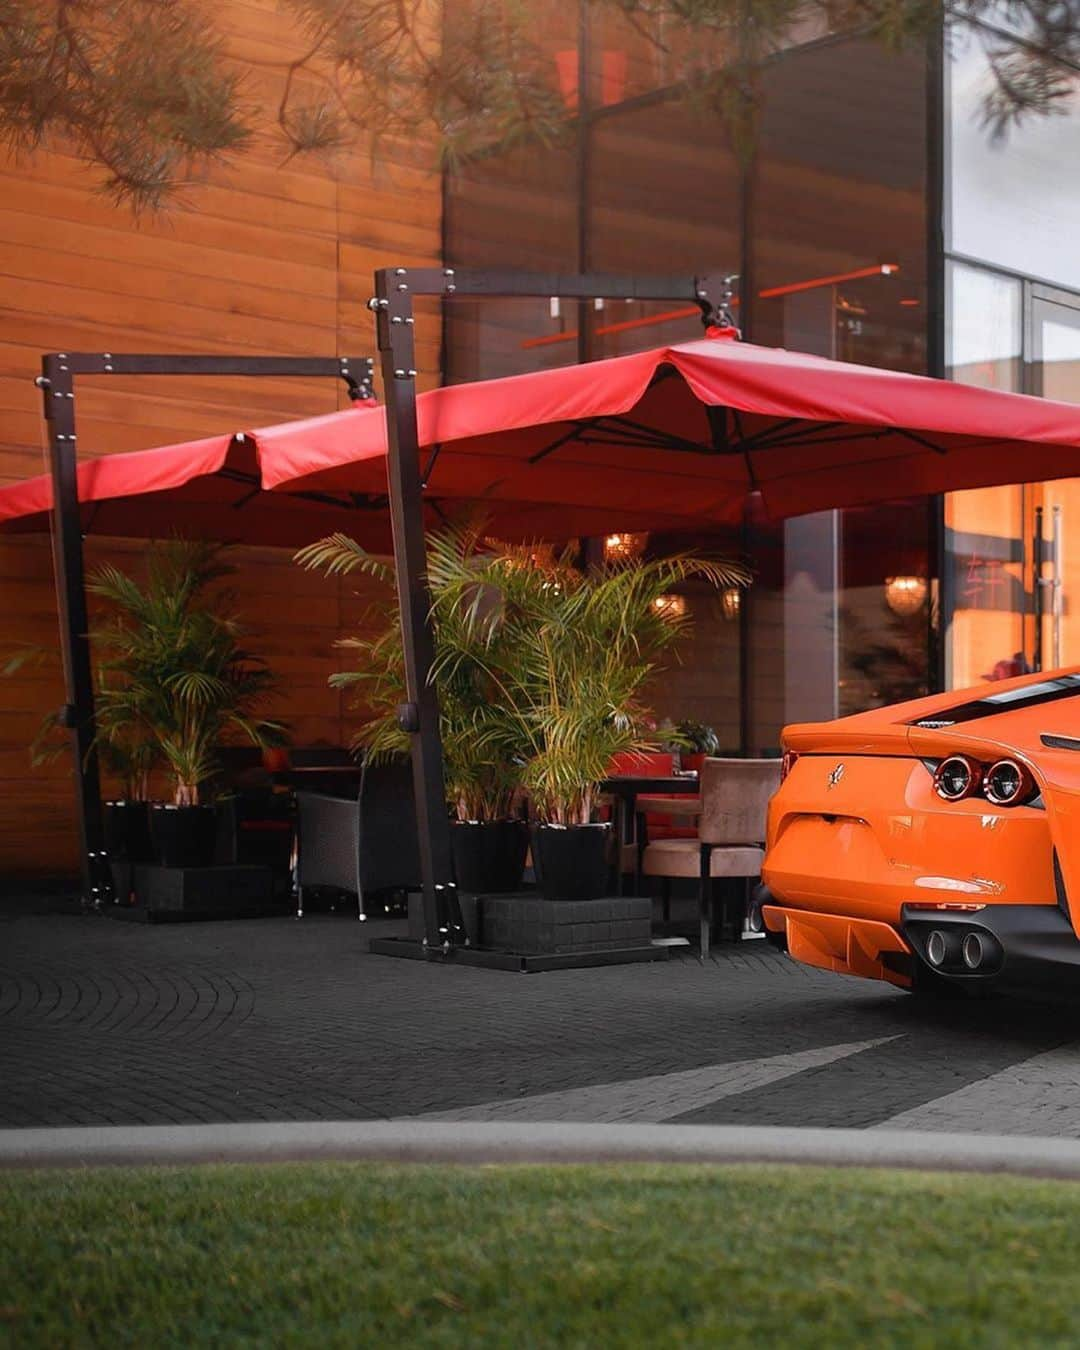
xmin=884 ymin=575 xmax=927 ymax=616
xmin=721 ymin=587 xmax=742 ymax=622
xmin=603 ymin=531 xmax=648 ymax=563
xmin=652 ymin=593 xmax=688 ymax=621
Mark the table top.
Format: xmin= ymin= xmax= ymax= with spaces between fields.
xmin=270 ymin=764 xmax=365 ymax=779
xmin=599 ymin=775 xmax=698 ymax=795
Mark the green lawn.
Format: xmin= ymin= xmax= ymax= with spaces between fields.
xmin=3 ymin=1162 xmax=1079 ymax=1347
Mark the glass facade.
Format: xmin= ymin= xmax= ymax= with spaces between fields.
xmin=945 ymin=16 xmax=1080 ymax=690
xmin=442 ymin=4 xmax=1080 ymax=742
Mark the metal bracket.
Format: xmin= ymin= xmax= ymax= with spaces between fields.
xmin=338 ymin=357 xmax=375 ymax=402
xmin=694 ymin=274 xmax=740 ymax=332
xmin=396 ymin=701 xmax=420 ymax=734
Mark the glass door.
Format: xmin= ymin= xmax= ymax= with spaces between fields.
xmin=945 ymin=269 xmax=1080 ymax=688
xmin=1029 ymin=288 xmax=1080 ymax=671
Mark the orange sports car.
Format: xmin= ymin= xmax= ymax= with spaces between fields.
xmin=754 ymin=667 xmax=1080 ymax=995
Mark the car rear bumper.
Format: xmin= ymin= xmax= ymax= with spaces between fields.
xmin=757 ymin=887 xmax=1080 ymax=994
xmin=900 ymin=902 xmax=1080 ymax=992
xmin=758 ymin=899 xmax=913 ymax=988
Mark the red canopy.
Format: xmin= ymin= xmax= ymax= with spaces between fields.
xmin=258 ymin=332 xmax=1080 ymax=523
xmin=5 ymin=332 xmax=1080 ymax=543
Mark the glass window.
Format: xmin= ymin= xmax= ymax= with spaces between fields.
xmin=949 ymin=17 xmax=1080 ymax=288
xmin=946 ymin=262 xmax=1022 ymax=389
xmin=944 ymin=263 xmax=1026 ymax=688
xmin=751 ymin=35 xmax=928 ymax=372
xmin=586 ymin=97 xmax=741 ymax=358
xmin=443 ymin=137 xmax=581 ymax=382
xmin=746 ymin=500 xmax=933 ymax=752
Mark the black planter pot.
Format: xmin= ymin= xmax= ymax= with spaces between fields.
xmin=103 ymin=799 xmax=154 ymax=863
xmin=451 ymin=819 xmax=530 ymax=895
xmin=150 ymin=804 xmax=218 ymax=868
xmin=530 ymin=822 xmax=612 ymax=903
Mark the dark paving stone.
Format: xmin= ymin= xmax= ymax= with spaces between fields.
xmin=2 ymin=904 xmax=1079 ymax=1131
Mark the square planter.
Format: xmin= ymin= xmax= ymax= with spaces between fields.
xmin=119 ymin=864 xmax=276 ymax=922
xmin=408 ymin=891 xmax=651 ymax=955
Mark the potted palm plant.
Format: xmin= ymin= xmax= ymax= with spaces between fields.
xmin=296 ymin=526 xmax=531 ymax=894
xmin=90 ymin=539 xmax=287 ymax=868
xmin=431 ymin=541 xmax=750 ymax=903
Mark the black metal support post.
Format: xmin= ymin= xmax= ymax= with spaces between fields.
xmin=38 ymin=354 xmax=111 ymax=909
xmin=369 ymin=266 xmax=735 ymax=951
xmin=32 ymin=352 xmax=373 ymax=909
xmin=370 ymin=271 xmax=465 ymax=953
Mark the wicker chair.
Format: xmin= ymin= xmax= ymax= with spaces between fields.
xmin=295 ymin=758 xmax=420 ymax=920
xmin=642 ymin=757 xmax=781 ymax=956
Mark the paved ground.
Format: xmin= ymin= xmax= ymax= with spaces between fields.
xmin=5 ymin=904 xmax=1080 ymax=1135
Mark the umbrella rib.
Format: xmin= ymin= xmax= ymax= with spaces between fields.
xmin=217 ymin=467 xmax=261 ymax=486
xmin=529 ymin=416 xmax=713 ymax=464
xmin=747 ymin=427 xmax=894 ymax=453
xmin=604 ymin=415 xmax=716 ymax=455
xmin=576 ymin=431 xmax=714 ymax=455
xmin=728 ymin=417 xmax=805 ymax=452
xmin=422 ymin=442 xmax=443 ymax=488
xmin=895 ymin=428 xmax=949 ymax=456
xmin=528 ymin=423 xmax=590 ymax=465
xmin=761 ymin=441 xmax=958 ymax=489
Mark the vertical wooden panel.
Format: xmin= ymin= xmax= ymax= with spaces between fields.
xmin=0 ymin=1 xmax=440 ymax=875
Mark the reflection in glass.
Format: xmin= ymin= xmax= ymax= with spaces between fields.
xmin=949 ymin=17 xmax=1080 ymax=291
xmin=752 ymin=35 xmax=927 ymax=372
xmin=946 ymin=263 xmax=1022 ymax=390
xmin=587 ymin=97 xmax=740 ymax=358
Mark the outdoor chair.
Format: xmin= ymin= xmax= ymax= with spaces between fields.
xmin=295 ymin=758 xmax=420 ymax=920
xmin=641 ymin=757 xmax=781 ymax=956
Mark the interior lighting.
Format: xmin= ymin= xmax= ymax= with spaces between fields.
xmin=652 ymin=593 xmax=688 ymax=621
xmin=884 ymin=575 xmax=927 ymax=616
xmin=721 ymin=586 xmax=742 ymax=621
xmin=603 ymin=532 xmax=648 ymax=563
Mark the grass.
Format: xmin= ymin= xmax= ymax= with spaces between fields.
xmin=3 ymin=1162 xmax=1080 ymax=1347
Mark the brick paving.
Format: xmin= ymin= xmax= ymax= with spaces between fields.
xmin=4 ymin=905 xmax=1080 ymax=1133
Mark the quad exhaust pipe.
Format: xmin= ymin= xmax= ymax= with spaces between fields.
xmin=924 ymin=926 xmax=1000 ymax=973
xmin=926 ymin=929 xmax=960 ymax=968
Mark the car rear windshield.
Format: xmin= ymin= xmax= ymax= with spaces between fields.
xmin=910 ymin=674 xmax=1080 ymax=728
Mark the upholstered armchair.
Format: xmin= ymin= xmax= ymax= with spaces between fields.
xmin=641 ymin=757 xmax=781 ymax=955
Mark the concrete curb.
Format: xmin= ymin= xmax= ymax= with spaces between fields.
xmin=1 ymin=1120 xmax=1079 ymax=1178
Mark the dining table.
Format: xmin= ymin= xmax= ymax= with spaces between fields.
xmin=599 ymin=773 xmax=702 ymax=894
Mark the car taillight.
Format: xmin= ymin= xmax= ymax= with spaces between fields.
xmin=933 ymin=755 xmax=981 ymax=801
xmin=983 ymin=758 xmax=1035 ymax=807
xmin=781 ymin=750 xmax=799 ymax=782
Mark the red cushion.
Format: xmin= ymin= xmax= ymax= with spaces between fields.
xmin=608 ymin=750 xmax=676 ymax=777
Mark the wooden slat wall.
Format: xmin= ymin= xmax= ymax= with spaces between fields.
xmin=0 ymin=0 xmax=441 ymax=876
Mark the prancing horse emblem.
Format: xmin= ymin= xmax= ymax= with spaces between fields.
xmin=827 ymin=764 xmax=845 ymax=789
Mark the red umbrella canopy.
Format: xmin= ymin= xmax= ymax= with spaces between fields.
xmin=0 ymin=411 xmax=694 ymax=548
xmin=0 ymin=432 xmax=379 ymax=548
xmin=258 ymin=331 xmax=1080 ymax=525
xmin=6 ymin=331 xmax=1080 ymax=545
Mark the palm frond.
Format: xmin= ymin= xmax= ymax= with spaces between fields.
xmin=294 ymin=534 xmax=394 ymax=582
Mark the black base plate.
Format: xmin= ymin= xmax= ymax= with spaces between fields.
xmin=368 ymin=935 xmax=668 ymax=972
